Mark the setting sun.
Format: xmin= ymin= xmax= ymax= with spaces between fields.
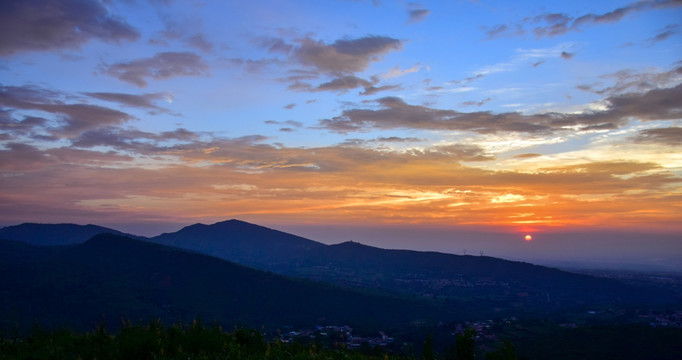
xmin=525 ymin=235 xmax=533 ymax=241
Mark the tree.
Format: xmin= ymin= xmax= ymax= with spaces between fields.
xmin=456 ymin=327 xmax=476 ymax=360
xmin=422 ymin=333 xmax=435 ymax=360
xmin=485 ymin=340 xmax=517 ymax=360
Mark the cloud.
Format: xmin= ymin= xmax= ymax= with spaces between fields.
xmin=460 ymin=97 xmax=492 ymax=107
xmin=381 ymin=64 xmax=427 ymax=79
xmin=284 ymin=103 xmax=297 ymax=109
xmin=83 ymin=92 xmax=174 ymax=113
xmin=576 ymin=63 xmax=682 ymax=96
xmin=634 ymin=127 xmax=682 ymax=146
xmin=407 ymin=9 xmax=431 ymax=24
xmin=0 ymin=114 xmax=47 ymax=135
xmin=294 ymin=36 xmax=403 ymax=74
xmin=647 ymin=24 xmax=680 ymax=45
xmin=345 ymin=136 xmax=423 ymax=145
xmin=0 ymin=143 xmax=55 ymax=171
xmin=4 ymin=132 xmax=678 ymax=230
xmin=447 ymin=44 xmax=571 ymax=89
xmin=360 ymin=84 xmax=402 ymax=96
xmin=486 ymin=0 xmax=682 ymax=39
xmin=225 ymin=58 xmax=282 ymax=74
xmin=318 ymin=96 xmax=550 ymax=134
xmin=514 ymin=153 xmax=542 ymax=159
xmin=149 ymin=4 xmax=214 ymax=52
xmin=185 ymin=33 xmax=214 ymax=52
xmin=0 ymin=85 xmax=133 ymax=136
xmin=0 ymin=0 xmax=139 ymax=56
xmin=265 ymin=120 xmax=303 ymax=127
xmin=483 ymin=24 xmax=525 ymax=39
xmin=254 ymin=36 xmax=294 ymax=54
xmin=318 ymin=84 xmax=682 ymax=134
xmin=103 ymin=52 xmax=209 ymax=87
xmin=0 ymin=142 xmax=132 ymax=171
xmin=71 ymin=127 xmax=198 ymax=153
xmin=316 ymin=76 xmax=373 ymax=92
xmin=560 ymin=51 xmax=575 ymax=60
xmin=291 ymin=75 xmax=400 ymax=95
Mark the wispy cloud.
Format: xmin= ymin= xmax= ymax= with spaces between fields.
xmin=381 ymin=64 xmax=427 ymax=79
xmin=485 ymin=0 xmax=682 ymax=39
xmin=83 ymin=92 xmax=175 ymax=114
xmin=576 ymin=63 xmax=682 ymax=96
xmin=407 ymin=9 xmax=431 ymax=24
xmin=646 ymin=24 xmax=681 ymax=45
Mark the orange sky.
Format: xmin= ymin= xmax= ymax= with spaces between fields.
xmin=0 ymin=1 xmax=681 ymax=268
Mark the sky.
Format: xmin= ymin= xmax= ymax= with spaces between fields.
xmin=1 ymin=0 xmax=681 ymax=269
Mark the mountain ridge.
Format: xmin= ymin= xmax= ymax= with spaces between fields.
xmin=2 ymin=220 xmax=674 ymax=312
xmin=0 ymin=233 xmax=453 ymax=333
xmin=0 ymin=222 xmax=143 ymax=246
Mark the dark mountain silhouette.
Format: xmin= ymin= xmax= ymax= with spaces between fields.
xmin=149 ymin=219 xmax=325 ymax=268
xmin=3 ymin=220 xmax=673 ymax=317
xmin=290 ymin=241 xmax=664 ymax=307
xmin=146 ymin=221 xmax=671 ymax=309
xmin=0 ymin=234 xmax=451 ymax=333
xmin=0 ymin=223 xmax=141 ymax=246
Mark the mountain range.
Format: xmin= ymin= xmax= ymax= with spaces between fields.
xmin=0 ymin=234 xmax=449 ymax=333
xmin=0 ymin=219 xmax=676 ymax=333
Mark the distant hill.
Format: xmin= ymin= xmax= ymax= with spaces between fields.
xmin=149 ymin=219 xmax=325 ymax=268
xmin=0 ymin=234 xmax=452 ymax=333
xmin=0 ymin=223 xmax=141 ymax=246
xmin=290 ymin=241 xmax=667 ymax=308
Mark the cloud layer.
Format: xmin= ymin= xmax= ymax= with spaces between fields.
xmin=319 ymin=85 xmax=682 ymax=134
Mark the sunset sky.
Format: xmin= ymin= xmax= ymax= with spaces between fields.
xmin=1 ymin=0 xmax=680 ymax=268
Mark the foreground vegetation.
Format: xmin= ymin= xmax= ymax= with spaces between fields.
xmin=3 ymin=318 xmax=682 ymax=360
xmin=0 ymin=320 xmax=378 ymax=360
xmin=0 ymin=319 xmax=513 ymax=360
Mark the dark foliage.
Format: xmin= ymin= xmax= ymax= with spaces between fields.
xmin=515 ymin=324 xmax=682 ymax=360
xmin=0 ymin=320 xmax=406 ymax=360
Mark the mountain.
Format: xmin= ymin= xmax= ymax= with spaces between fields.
xmin=148 ymin=221 xmax=672 ymax=310
xmin=0 ymin=223 xmax=141 ymax=246
xmin=288 ymin=241 xmax=665 ymax=308
xmin=0 ymin=234 xmax=451 ymax=333
xmin=3 ymin=220 xmax=674 ymax=316
xmin=150 ymin=219 xmax=325 ymax=268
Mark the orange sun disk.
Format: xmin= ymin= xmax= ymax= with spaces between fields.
xmin=524 ymin=234 xmax=533 ymax=241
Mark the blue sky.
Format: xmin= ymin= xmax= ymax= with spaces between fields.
xmin=1 ymin=0 xmax=681 ymax=268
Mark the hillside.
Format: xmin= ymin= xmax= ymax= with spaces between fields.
xmin=287 ymin=241 xmax=659 ymax=307
xmin=0 ymin=234 xmax=452 ymax=333
xmin=0 ymin=223 xmax=141 ymax=246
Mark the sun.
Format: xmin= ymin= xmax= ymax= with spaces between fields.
xmin=524 ymin=234 xmax=533 ymax=241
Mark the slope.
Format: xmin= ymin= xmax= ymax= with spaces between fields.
xmin=148 ymin=221 xmax=674 ymax=311
xmin=0 ymin=234 xmax=451 ymax=334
